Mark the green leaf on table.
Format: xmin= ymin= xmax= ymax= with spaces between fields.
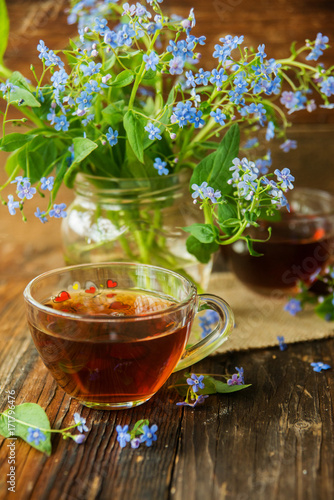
xmin=218 ymin=202 xmax=237 ymax=223
xmin=186 ymin=235 xmax=219 ymax=264
xmin=123 ymin=110 xmax=144 ymax=163
xmin=131 ymin=419 xmax=149 ymax=436
xmin=190 ymin=123 xmax=240 ymax=194
xmin=109 ymin=69 xmax=134 ymax=88
xmin=171 ymin=375 xmax=251 ymax=398
xmin=0 ymin=403 xmax=52 ymax=455
xmin=0 ymin=0 xmax=9 ymax=65
xmin=0 ymin=133 xmax=34 ymax=152
xmin=183 ymin=223 xmax=219 ymax=243
xmin=202 ymin=376 xmax=252 ymax=394
xmin=171 ymin=378 xmax=190 ymax=397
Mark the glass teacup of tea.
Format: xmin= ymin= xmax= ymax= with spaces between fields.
xmin=227 ymin=187 xmax=334 ymax=294
xmin=24 ymin=262 xmax=234 ymax=410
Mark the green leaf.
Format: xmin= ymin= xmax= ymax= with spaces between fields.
xmin=0 ymin=133 xmax=34 ymax=152
xmin=101 ymin=101 xmax=125 ymax=126
xmin=9 ymin=71 xmax=31 ymax=91
xmin=0 ymin=0 xmax=9 ymax=65
xmin=4 ymin=149 xmax=21 ymax=177
xmin=72 ymin=137 xmax=98 ymax=166
xmin=9 ymin=87 xmax=41 ymax=107
xmin=218 ymin=202 xmax=237 ymax=223
xmin=69 ymin=39 xmax=78 ymax=51
xmin=109 ymin=69 xmax=134 ymax=88
xmin=171 ymin=375 xmax=251 ymax=398
xmin=104 ymin=53 xmax=116 ymax=71
xmin=131 ymin=419 xmax=149 ymax=436
xmin=217 ymin=203 xmax=239 ymax=236
xmin=123 ymin=110 xmax=144 ymax=163
xmin=7 ymin=71 xmax=40 ymax=107
xmin=63 ymin=137 xmax=98 ymax=187
xmin=203 ymin=376 xmax=251 ymax=394
xmin=183 ymin=223 xmax=218 ymax=243
xmin=142 ymin=68 xmax=157 ymax=81
xmin=197 ymin=378 xmax=217 ymax=395
xmin=315 ymin=295 xmax=334 ymax=321
xmin=191 ymin=124 xmax=240 ymax=194
xmin=0 ymin=403 xmax=52 ymax=455
xmin=186 ymin=235 xmax=219 ymax=264
xmin=171 ymin=378 xmax=189 ymax=397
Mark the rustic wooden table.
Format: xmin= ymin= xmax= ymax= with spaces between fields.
xmin=1 ymin=1 xmax=334 ymax=499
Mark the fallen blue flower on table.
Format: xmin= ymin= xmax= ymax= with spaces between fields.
xmin=176 ymin=394 xmax=209 ymax=407
xmin=116 ymin=425 xmax=131 ymax=448
xmin=284 ymin=298 xmax=302 ymax=316
xmin=186 ymin=373 xmax=205 ymax=392
xmin=140 ymin=425 xmax=158 ymax=447
xmin=74 ymin=413 xmax=89 ymax=433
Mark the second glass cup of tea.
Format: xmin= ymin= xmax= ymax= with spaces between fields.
xmin=24 ymin=262 xmax=234 ymax=410
xmin=227 ymin=187 xmax=334 ymax=294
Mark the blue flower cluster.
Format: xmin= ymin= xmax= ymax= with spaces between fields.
xmin=227 ymin=367 xmax=244 ymax=386
xmin=191 ymin=182 xmax=222 ymax=204
xmin=6 ymin=175 xmax=66 ymax=223
xmin=25 ymin=412 xmax=89 ymax=449
xmin=176 ymin=372 xmax=209 ymax=408
xmin=306 ymin=33 xmax=329 ymax=61
xmin=227 ymin=157 xmax=294 ymax=211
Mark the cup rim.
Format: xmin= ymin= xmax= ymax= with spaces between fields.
xmin=23 ymin=262 xmax=197 ymax=323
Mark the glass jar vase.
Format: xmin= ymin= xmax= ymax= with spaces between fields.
xmin=61 ymin=171 xmax=213 ymax=290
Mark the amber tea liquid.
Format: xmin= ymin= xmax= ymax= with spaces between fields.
xmin=29 ymin=289 xmax=192 ymax=408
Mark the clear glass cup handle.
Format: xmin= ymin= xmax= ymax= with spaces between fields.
xmin=173 ymin=294 xmax=235 ymax=372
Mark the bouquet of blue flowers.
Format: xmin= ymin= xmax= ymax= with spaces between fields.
xmin=0 ymin=0 xmax=333 ymax=265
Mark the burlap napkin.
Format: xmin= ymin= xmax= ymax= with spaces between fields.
xmin=207 ymin=272 xmax=334 ymax=353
